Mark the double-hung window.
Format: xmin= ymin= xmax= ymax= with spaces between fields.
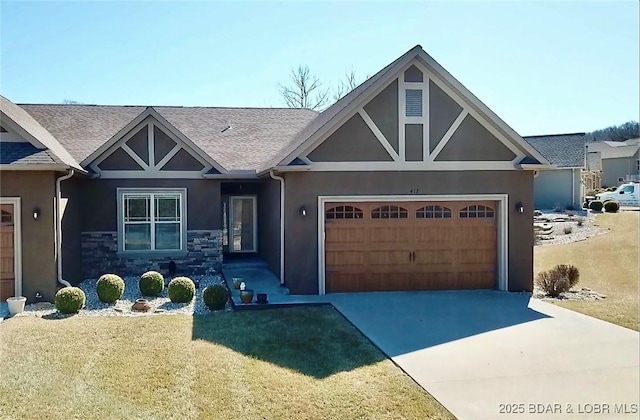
xmin=119 ymin=189 xmax=186 ymax=252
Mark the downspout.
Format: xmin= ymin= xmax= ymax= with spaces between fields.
xmin=269 ymin=170 xmax=285 ymax=285
xmin=571 ymin=168 xmax=576 ymax=209
xmin=56 ymin=169 xmax=75 ymax=287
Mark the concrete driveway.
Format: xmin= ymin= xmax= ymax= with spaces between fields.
xmin=325 ymin=291 xmax=639 ymax=420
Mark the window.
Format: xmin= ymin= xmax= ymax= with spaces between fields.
xmin=621 ymin=185 xmax=634 ymax=194
xmin=459 ymin=205 xmax=494 ymax=218
xmin=326 ymin=206 xmax=363 ymax=220
xmin=405 ymin=89 xmax=422 ymax=117
xmin=371 ymin=205 xmax=408 ymax=219
xmin=119 ymin=189 xmax=186 ymax=252
xmin=417 ymin=205 xmax=452 ymax=219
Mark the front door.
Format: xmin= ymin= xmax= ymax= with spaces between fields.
xmin=229 ymin=196 xmax=257 ymax=253
xmin=0 ymin=204 xmax=15 ymax=300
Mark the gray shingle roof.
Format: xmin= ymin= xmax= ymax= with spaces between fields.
xmin=523 ymin=133 xmax=588 ymax=167
xmin=1 ymin=96 xmax=82 ymax=169
xmin=21 ymin=104 xmax=317 ymax=172
xmin=0 ymin=142 xmax=59 ymax=165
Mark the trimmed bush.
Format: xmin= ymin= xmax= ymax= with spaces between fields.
xmin=589 ymin=200 xmax=603 ymax=212
xmin=535 ymin=264 xmax=580 ymax=297
xmin=139 ymin=271 xmax=164 ymax=297
xmin=563 ymin=226 xmax=572 ymax=234
xmin=604 ymin=200 xmax=620 ymax=213
xmin=168 ymin=277 xmax=196 ymax=303
xmin=55 ymin=287 xmax=86 ymax=314
xmin=203 ymin=284 xmax=229 ymax=311
xmin=96 ymin=274 xmax=125 ymax=303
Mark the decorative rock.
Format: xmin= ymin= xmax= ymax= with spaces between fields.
xmin=132 ymin=299 xmax=151 ymax=312
xmin=31 ymin=302 xmax=55 ymax=310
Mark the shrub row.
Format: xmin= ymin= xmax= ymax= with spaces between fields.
xmin=55 ymin=271 xmax=228 ymax=314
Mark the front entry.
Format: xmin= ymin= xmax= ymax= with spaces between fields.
xmin=0 ymin=202 xmax=17 ymax=300
xmin=228 ymin=196 xmax=257 ymax=253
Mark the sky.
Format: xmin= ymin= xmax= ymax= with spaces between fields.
xmin=1 ymin=1 xmax=638 ymax=136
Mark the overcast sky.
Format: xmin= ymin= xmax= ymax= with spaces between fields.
xmin=1 ymin=1 xmax=638 ymax=136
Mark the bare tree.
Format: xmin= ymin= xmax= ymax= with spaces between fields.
xmin=588 ymin=121 xmax=639 ymax=142
xmin=333 ymin=68 xmax=360 ymax=102
xmin=63 ymin=99 xmax=81 ymax=104
xmin=279 ymin=65 xmax=330 ymax=110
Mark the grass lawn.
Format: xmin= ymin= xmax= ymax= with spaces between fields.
xmin=534 ymin=211 xmax=639 ymax=331
xmin=0 ymin=306 xmax=453 ymax=420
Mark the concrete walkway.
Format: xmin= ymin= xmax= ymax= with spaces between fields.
xmin=322 ymin=291 xmax=639 ymax=420
xmin=221 ymin=259 xmax=291 ymax=306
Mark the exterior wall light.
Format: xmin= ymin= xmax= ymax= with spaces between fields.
xmin=33 ymin=207 xmax=41 ymax=220
xmin=515 ymin=202 xmax=524 ymax=214
xmin=299 ymin=206 xmax=307 ymax=217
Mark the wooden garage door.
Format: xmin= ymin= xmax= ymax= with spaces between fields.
xmin=0 ymin=204 xmax=15 ymax=300
xmin=325 ymin=201 xmax=497 ymax=292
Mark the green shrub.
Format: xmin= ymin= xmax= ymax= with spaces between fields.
xmin=139 ymin=271 xmax=164 ymax=297
xmin=203 ymin=284 xmax=229 ymax=311
xmin=604 ymin=200 xmax=620 ymax=213
xmin=589 ymin=200 xmax=603 ymax=212
xmin=168 ymin=277 xmax=196 ymax=303
xmin=55 ymin=287 xmax=86 ymax=314
xmin=535 ymin=264 xmax=580 ymax=297
xmin=96 ymin=274 xmax=125 ymax=303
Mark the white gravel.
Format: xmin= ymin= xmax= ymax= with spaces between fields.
xmin=534 ymin=210 xmax=609 ymax=246
xmin=15 ymin=273 xmax=232 ymax=319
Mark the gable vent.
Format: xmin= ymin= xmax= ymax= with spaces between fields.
xmin=405 ymin=89 xmax=422 ymax=117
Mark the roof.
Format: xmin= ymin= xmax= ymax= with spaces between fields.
xmin=585 ymin=137 xmax=640 ymax=159
xmin=21 ymin=104 xmax=317 ymax=171
xmin=0 ymin=95 xmax=82 ymax=170
xmin=523 ymin=133 xmax=589 ymax=167
xmin=0 ymin=142 xmax=59 ymax=165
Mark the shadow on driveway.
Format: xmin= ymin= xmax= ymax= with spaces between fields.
xmin=327 ymin=290 xmax=549 ymax=357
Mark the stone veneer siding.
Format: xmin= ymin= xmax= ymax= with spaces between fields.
xmin=81 ymin=230 xmax=223 ymax=279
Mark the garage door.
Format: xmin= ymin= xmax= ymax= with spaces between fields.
xmin=324 ymin=201 xmax=497 ymax=292
xmin=0 ymin=204 xmax=15 ymax=301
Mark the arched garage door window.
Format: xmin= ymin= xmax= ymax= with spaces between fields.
xmin=325 ymin=205 xmax=363 ymax=220
xmin=416 ymin=205 xmax=452 ymax=219
xmin=371 ymin=205 xmax=408 ymax=219
xmin=459 ymin=204 xmax=494 ymax=218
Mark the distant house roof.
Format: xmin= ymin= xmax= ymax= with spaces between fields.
xmin=1 ymin=95 xmax=83 ymax=170
xmin=523 ymin=133 xmax=589 ymax=168
xmin=585 ymin=137 xmax=640 ymax=159
xmin=21 ymin=104 xmax=318 ymax=172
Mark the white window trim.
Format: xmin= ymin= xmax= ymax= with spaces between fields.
xmin=317 ymin=194 xmax=509 ymax=295
xmin=117 ymin=188 xmax=187 ymax=254
xmin=0 ymin=197 xmax=22 ymax=296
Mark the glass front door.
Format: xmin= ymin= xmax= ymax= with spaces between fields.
xmin=229 ymin=196 xmax=257 ymax=252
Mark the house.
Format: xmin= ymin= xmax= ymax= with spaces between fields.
xmin=585 ymin=138 xmax=640 ymax=187
xmin=523 ymin=133 xmax=589 ymax=210
xmin=0 ymin=45 xmax=550 ymax=302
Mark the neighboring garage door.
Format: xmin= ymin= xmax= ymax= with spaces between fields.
xmin=0 ymin=204 xmax=15 ymax=301
xmin=324 ymin=201 xmax=497 ymax=292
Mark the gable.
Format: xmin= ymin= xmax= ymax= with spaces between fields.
xmin=307 ymin=114 xmax=393 ymax=162
xmin=278 ymin=46 xmax=550 ymax=172
xmin=91 ymin=116 xmax=214 ymax=178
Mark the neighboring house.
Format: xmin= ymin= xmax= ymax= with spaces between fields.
xmin=523 ymin=133 xmax=589 ymax=210
xmin=0 ymin=45 xmax=550 ymax=302
xmin=585 ymin=138 xmax=640 ymax=187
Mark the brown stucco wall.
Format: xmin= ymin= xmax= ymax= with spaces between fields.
xmin=0 ymin=171 xmax=57 ymax=301
xmin=429 ymin=80 xmax=463 ymax=153
xmin=307 ymin=114 xmax=393 ymax=162
xmin=436 ymin=115 xmax=516 ymax=161
xmin=61 ymin=177 xmax=83 ymax=284
xmin=257 ymin=178 xmax=281 ymax=277
xmin=363 ymin=80 xmax=399 ymax=153
xmin=80 ymin=178 xmax=221 ymax=232
xmin=282 ymin=171 xmax=533 ymax=294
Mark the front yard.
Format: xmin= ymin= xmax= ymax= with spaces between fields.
xmin=534 ymin=211 xmax=639 ymax=330
xmin=0 ymin=307 xmax=453 ymax=419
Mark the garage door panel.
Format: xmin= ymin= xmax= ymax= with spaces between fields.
xmin=324 ymin=200 xmax=498 ymax=292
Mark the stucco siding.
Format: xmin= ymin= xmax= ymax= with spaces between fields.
xmin=61 ymin=177 xmax=83 ymax=284
xmin=436 ymin=114 xmax=516 ymax=161
xmin=0 ymin=171 xmax=57 ymax=301
xmin=602 ymin=157 xmax=637 ymax=187
xmin=363 ymin=80 xmax=399 ymax=154
xmin=283 ymin=171 xmax=533 ymax=294
xmin=533 ymin=169 xmax=581 ymax=209
xmin=257 ymin=178 xmax=281 ymax=277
